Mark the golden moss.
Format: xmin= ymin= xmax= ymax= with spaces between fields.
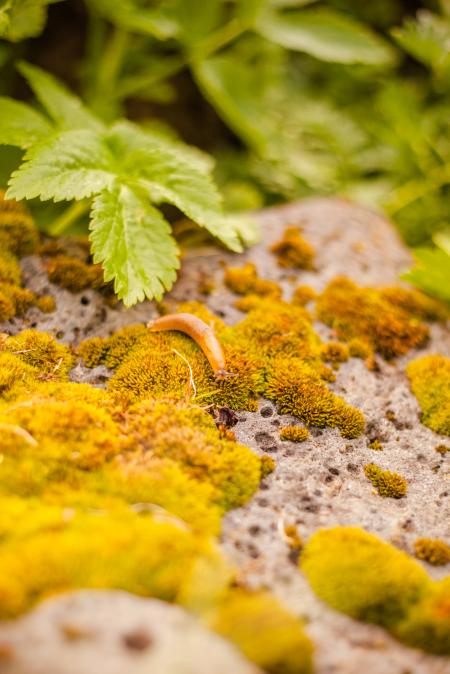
xmin=0 ymin=250 xmax=21 ymax=286
xmin=224 ymin=262 xmax=281 ymax=298
xmin=407 ymin=355 xmax=450 ymax=436
xmin=0 ymin=352 xmax=39 ymax=400
xmin=364 ymin=463 xmax=407 ymax=498
xmin=0 ymin=190 xmax=38 ymax=256
xmin=316 ymin=277 xmax=429 ymax=359
xmin=380 ymin=287 xmax=449 ymax=323
xmin=320 ymin=342 xmax=349 ymax=365
xmin=208 ymin=589 xmax=313 ymax=674
xmin=76 ymin=336 xmax=107 ymax=367
xmin=301 ymin=527 xmax=429 ymax=628
xmin=395 ymin=578 xmax=450 ymax=655
xmin=1 ymin=330 xmax=74 ymax=379
xmin=124 ymin=398 xmax=262 ymax=510
xmin=348 ymin=338 xmax=372 ymax=359
xmin=45 ymin=255 xmax=105 ymax=292
xmin=270 ymin=226 xmax=315 ymax=270
xmin=260 ymin=454 xmax=276 ymax=477
xmin=436 ymin=444 xmax=450 ymax=455
xmin=280 ymin=426 xmax=309 ymax=442
xmin=0 ymin=290 xmax=15 ymax=322
xmin=414 ymin=538 xmax=450 ymax=566
xmin=368 ymin=439 xmax=383 ymax=451
xmin=265 ymin=358 xmax=364 ymax=438
xmin=35 ymin=295 xmax=56 ymax=313
xmin=291 ymin=285 xmax=316 ymax=306
xmin=0 ymin=283 xmax=35 ymax=315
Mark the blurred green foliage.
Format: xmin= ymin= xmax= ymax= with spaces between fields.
xmin=0 ymin=0 xmax=449 ymax=302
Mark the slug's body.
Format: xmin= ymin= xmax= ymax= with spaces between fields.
xmin=147 ymin=313 xmax=234 ymax=380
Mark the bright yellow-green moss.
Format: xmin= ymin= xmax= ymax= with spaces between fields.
xmin=301 ymin=527 xmax=429 ymax=628
xmin=76 ymin=336 xmax=107 ymax=367
xmin=124 ymin=399 xmax=263 ymax=510
xmin=0 ymin=498 xmax=217 ymax=619
xmin=270 ymin=226 xmax=315 ymax=270
xmin=0 ymin=283 xmax=35 ymax=315
xmin=0 ymin=249 xmax=21 ymax=285
xmin=407 ymin=355 xmax=450 ymax=436
xmin=208 ymin=589 xmax=313 ymax=674
xmin=395 ymin=578 xmax=450 ymax=655
xmin=368 ymin=439 xmax=383 ymax=451
xmin=0 ymin=190 xmax=39 ymax=256
xmin=1 ymin=330 xmax=74 ymax=379
xmin=292 ymin=285 xmax=316 ymax=306
xmin=45 ymin=255 xmax=105 ymax=292
xmin=348 ymin=337 xmax=372 ymax=359
xmin=265 ymin=358 xmax=364 ymax=438
xmin=224 ymin=262 xmax=281 ymax=298
xmin=280 ymin=426 xmax=309 ymax=442
xmin=316 ymin=277 xmax=429 ymax=359
xmin=260 ymin=454 xmax=276 ymax=477
xmin=0 ymin=352 xmax=39 ymax=400
xmin=0 ymin=290 xmax=15 ymax=321
xmin=364 ymin=463 xmax=407 ymax=498
xmin=320 ymin=341 xmax=349 ymax=365
xmin=414 ymin=538 xmax=450 ymax=566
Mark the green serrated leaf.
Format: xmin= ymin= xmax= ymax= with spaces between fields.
xmin=257 ymin=8 xmax=396 ymax=64
xmin=90 ymin=183 xmax=180 ymax=306
xmin=6 ymin=129 xmax=116 ymax=202
xmin=0 ymin=97 xmax=53 ymax=148
xmin=17 ymin=61 xmax=104 ymax=132
xmin=402 ymin=247 xmax=450 ymax=303
xmin=108 ymin=121 xmax=242 ymax=252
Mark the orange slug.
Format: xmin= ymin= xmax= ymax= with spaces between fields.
xmin=147 ymin=313 xmax=235 ymax=380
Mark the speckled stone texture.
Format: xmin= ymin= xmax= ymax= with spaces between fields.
xmin=0 ymin=197 xmax=449 ymax=674
xmin=0 ymin=591 xmax=262 ymax=674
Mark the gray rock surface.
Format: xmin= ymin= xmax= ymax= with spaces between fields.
xmin=0 ymin=591 xmax=262 ymax=674
xmin=1 ymin=197 xmax=449 ymax=673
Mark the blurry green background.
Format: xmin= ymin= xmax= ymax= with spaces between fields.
xmin=1 ymin=0 xmax=449 ymax=300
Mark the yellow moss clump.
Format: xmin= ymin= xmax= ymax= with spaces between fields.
xmin=207 ymin=589 xmax=313 ymax=674
xmin=368 ymin=439 xmax=383 ymax=451
xmin=0 ymin=500 xmax=216 ymax=619
xmin=224 ymin=262 xmax=281 ymax=298
xmin=1 ymin=330 xmax=74 ymax=379
xmin=316 ymin=277 xmax=429 ymax=359
xmin=270 ymin=226 xmax=315 ymax=270
xmin=280 ymin=426 xmax=309 ymax=442
xmin=124 ymin=398 xmax=263 ymax=510
xmin=0 ymin=190 xmax=38 ymax=256
xmin=320 ymin=342 xmax=349 ymax=365
xmin=76 ymin=336 xmax=107 ymax=368
xmin=292 ymin=285 xmax=316 ymax=306
xmin=414 ymin=538 xmax=450 ymax=566
xmin=395 ymin=578 xmax=450 ymax=655
xmin=0 ymin=352 xmax=39 ymax=400
xmin=364 ymin=463 xmax=407 ymax=498
xmin=407 ymin=355 xmax=450 ymax=436
xmin=0 ymin=250 xmax=21 ymax=286
xmin=45 ymin=255 xmax=105 ymax=292
xmin=301 ymin=527 xmax=429 ymax=628
xmin=380 ymin=287 xmax=449 ymax=323
xmin=35 ymin=295 xmax=56 ymax=313
xmin=0 ymin=290 xmax=15 ymax=322
xmin=265 ymin=358 xmax=364 ymax=438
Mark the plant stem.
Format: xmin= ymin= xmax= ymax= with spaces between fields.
xmin=49 ymin=200 xmax=91 ymax=236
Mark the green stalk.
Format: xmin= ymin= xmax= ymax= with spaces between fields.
xmin=49 ymin=200 xmax=91 ymax=236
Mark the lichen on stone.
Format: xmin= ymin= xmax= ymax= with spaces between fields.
xmin=270 ymin=226 xmax=315 ymax=270
xmin=414 ymin=538 xmax=450 ymax=566
xmin=364 ymin=463 xmax=407 ymax=498
xmin=407 ymin=354 xmax=450 ymax=436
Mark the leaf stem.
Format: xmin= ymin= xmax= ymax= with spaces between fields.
xmin=49 ymin=200 xmax=91 ymax=235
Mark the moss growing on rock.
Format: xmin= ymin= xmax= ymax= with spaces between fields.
xmin=364 ymin=463 xmax=407 ymax=498
xmin=407 ymin=354 xmax=450 ymax=436
xmin=208 ymin=589 xmax=313 ymax=674
xmin=301 ymin=527 xmax=428 ymax=628
xmin=320 ymin=341 xmax=349 ymax=365
xmin=291 ymin=285 xmax=316 ymax=306
xmin=0 ymin=190 xmax=39 ymax=256
xmin=224 ymin=262 xmax=281 ymax=298
xmin=45 ymin=255 xmax=105 ymax=292
xmin=414 ymin=538 xmax=450 ymax=566
xmin=0 ymin=250 xmax=21 ymax=286
xmin=270 ymin=226 xmax=315 ymax=270
xmin=1 ymin=330 xmax=74 ymax=379
xmin=316 ymin=277 xmax=430 ymax=359
xmin=280 ymin=426 xmax=309 ymax=442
